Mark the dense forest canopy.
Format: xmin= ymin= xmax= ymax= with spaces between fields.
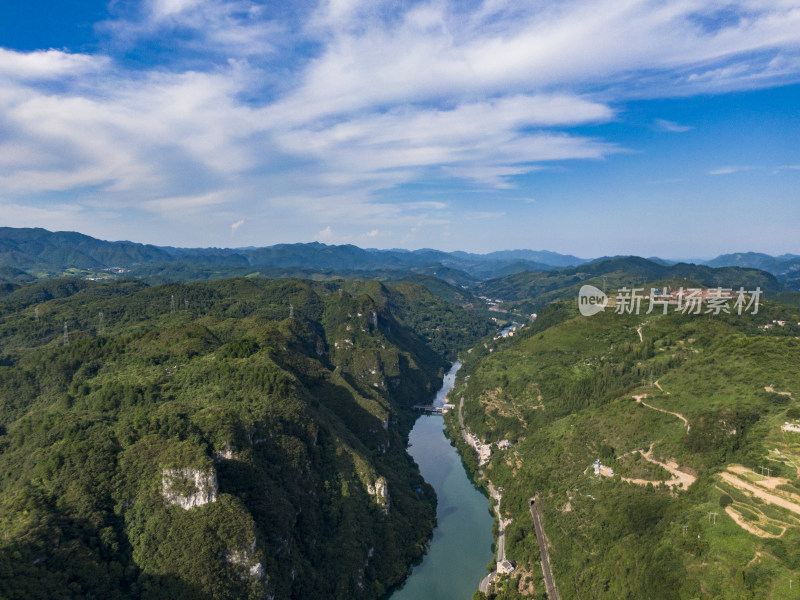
xmin=0 ymin=277 xmax=492 ymax=599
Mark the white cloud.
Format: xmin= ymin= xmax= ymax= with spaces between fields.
xmin=710 ymin=164 xmax=800 ymax=176
xmin=654 ymin=118 xmax=693 ymax=133
xmin=103 ymin=0 xmax=280 ymax=58
xmin=141 ymin=191 xmax=229 ymax=215
xmin=231 ymin=219 xmax=245 ymax=233
xmin=317 ymin=225 xmax=335 ymax=241
xmin=273 ymin=94 xmax=617 ymax=188
xmin=708 ymin=166 xmax=753 ymax=175
xmin=151 ymin=0 xmax=203 ymax=19
xmin=0 ymin=48 xmax=107 ymax=81
xmin=2 ymin=0 xmax=800 ymax=241
xmin=284 ymin=0 xmax=800 ymax=121
xmin=466 ymin=210 xmax=506 ymax=219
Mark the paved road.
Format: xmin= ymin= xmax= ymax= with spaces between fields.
xmin=478 ymin=481 xmax=514 ymax=595
xmin=463 ymin=396 xmax=505 ymax=597
xmin=478 ymin=569 xmax=496 ymax=594
xmin=488 ymin=483 xmax=508 ymax=562
xmin=529 ymin=496 xmax=560 ymax=600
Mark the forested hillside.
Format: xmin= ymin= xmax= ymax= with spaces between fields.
xmin=0 ymin=277 xmax=492 ymax=600
xmin=477 ymin=257 xmax=782 ymax=315
xmin=455 ymin=295 xmax=800 ymax=599
xmin=0 ymin=228 xmax=580 ymax=282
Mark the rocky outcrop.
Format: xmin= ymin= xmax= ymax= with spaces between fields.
xmin=161 ymin=467 xmax=218 ymax=509
xmin=366 ymin=476 xmax=390 ymax=514
xmin=226 ymin=540 xmax=265 ymax=581
xmin=214 ymin=444 xmax=235 ymax=460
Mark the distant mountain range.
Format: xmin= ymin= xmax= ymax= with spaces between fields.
xmin=0 ymin=227 xmax=587 ymax=281
xmin=476 ymin=255 xmax=785 ymax=314
xmin=0 ymin=227 xmax=797 ymax=290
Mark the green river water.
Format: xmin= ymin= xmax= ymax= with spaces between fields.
xmin=388 ymin=363 xmax=494 ymax=600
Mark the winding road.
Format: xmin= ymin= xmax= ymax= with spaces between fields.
xmin=633 ymin=393 xmax=689 ymax=430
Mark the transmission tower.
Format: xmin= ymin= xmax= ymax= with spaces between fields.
xmin=63 ymin=322 xmax=69 ymax=347
xmin=170 ymin=295 xmax=176 ymax=313
xmin=98 ymin=311 xmax=104 ymax=335
xmin=184 ymin=298 xmax=189 ymax=310
xmin=289 ymin=304 xmax=294 ymax=319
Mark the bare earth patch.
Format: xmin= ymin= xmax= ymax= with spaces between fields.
xmin=720 ymin=470 xmax=800 ymax=517
xmin=724 ymin=507 xmax=783 ymax=538
xmin=727 ymin=464 xmax=792 ymax=490
xmin=595 ymin=445 xmax=696 ymax=489
xmin=765 ymin=385 xmax=794 ymax=400
xmin=633 ymin=393 xmax=689 ymax=430
xmin=621 ymin=447 xmax=696 ymax=488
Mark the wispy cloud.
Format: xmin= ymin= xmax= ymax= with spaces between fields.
xmin=141 ymin=191 xmax=229 ymax=215
xmin=100 ymin=0 xmax=282 ymax=60
xmin=2 ymin=0 xmax=800 ymax=242
xmin=654 ymin=118 xmax=693 ymax=133
xmin=708 ymin=166 xmax=753 ymax=175
xmin=711 ymin=164 xmax=800 ymax=176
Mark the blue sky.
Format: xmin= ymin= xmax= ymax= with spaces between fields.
xmin=1 ymin=0 xmax=799 ymax=257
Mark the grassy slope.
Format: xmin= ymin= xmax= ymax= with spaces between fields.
xmin=454 ymin=298 xmax=800 ymax=599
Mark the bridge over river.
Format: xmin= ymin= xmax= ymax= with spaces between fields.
xmin=412 ymin=403 xmax=455 ymax=415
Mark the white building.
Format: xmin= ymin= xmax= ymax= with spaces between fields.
xmin=497 ymin=559 xmax=516 ymax=575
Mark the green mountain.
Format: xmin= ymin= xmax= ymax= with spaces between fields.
xmin=477 ymin=257 xmax=782 ymax=316
xmin=705 ymin=253 xmax=800 ymax=292
xmin=0 ymin=277 xmax=492 ymax=600
xmin=0 ymin=228 xmax=581 ymax=281
xmin=0 ymin=266 xmax=35 ymax=284
xmin=704 ymin=252 xmax=800 ymax=272
xmin=452 ymin=295 xmax=800 ymax=599
xmin=0 ymin=228 xmax=175 ymax=270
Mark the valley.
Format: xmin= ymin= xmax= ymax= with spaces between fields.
xmin=2 ymin=231 xmax=800 ymax=599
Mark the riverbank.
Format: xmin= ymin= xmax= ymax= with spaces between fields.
xmin=387 ymin=362 xmax=494 ymax=600
xmin=447 ymin=370 xmax=559 ymax=599
xmin=446 ymin=361 xmax=565 ymax=600
xmin=453 ymin=385 xmax=512 ymax=596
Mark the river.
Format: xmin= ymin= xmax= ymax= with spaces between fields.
xmin=388 ymin=362 xmax=495 ymax=600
